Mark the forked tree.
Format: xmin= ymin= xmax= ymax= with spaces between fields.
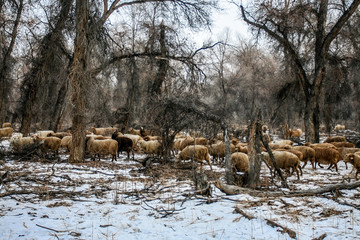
xmin=235 ymin=0 xmax=360 ymax=142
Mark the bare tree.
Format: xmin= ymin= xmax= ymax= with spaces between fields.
xmin=17 ymin=0 xmax=72 ymax=135
xmin=0 ymin=0 xmax=23 ymax=124
xmin=69 ymin=0 xmax=217 ymax=163
xmin=235 ymin=0 xmax=360 ymax=142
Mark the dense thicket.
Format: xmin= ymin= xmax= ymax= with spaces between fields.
xmin=0 ymin=0 xmax=359 ymax=144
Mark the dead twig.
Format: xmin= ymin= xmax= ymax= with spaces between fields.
xmin=36 ymin=224 xmax=68 ymax=233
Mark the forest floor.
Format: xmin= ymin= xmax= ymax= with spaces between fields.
xmin=0 ymin=135 xmax=360 ymax=240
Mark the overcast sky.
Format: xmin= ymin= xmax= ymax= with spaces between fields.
xmin=194 ymin=1 xmax=250 ymax=46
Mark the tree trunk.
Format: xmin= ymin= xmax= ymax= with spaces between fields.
xmin=224 ymin=127 xmax=233 ymax=185
xmin=150 ymin=20 xmax=168 ymax=96
xmin=0 ymin=0 xmax=23 ymax=124
xmin=69 ymin=0 xmax=89 ymax=163
xmin=245 ymin=118 xmax=262 ymax=188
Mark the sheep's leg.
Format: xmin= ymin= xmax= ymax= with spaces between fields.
xmin=311 ymin=160 xmax=315 ymax=169
xmin=298 ymin=164 xmax=303 ymax=176
xmin=207 ymin=160 xmax=213 ymax=171
xmin=295 ymin=168 xmax=300 ymax=180
xmin=318 ymin=163 xmax=324 ymax=168
xmin=344 ymin=162 xmax=348 ymax=170
xmin=302 ymin=161 xmax=307 ymax=169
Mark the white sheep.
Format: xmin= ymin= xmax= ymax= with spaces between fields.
xmin=86 ymin=136 xmax=118 ymax=161
xmin=137 ymin=139 xmax=162 ymax=157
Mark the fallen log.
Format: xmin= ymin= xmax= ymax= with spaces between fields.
xmin=215 ymin=180 xmax=360 ymax=197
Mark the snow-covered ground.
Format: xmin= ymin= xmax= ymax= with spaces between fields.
xmin=0 ymin=138 xmax=359 ymax=240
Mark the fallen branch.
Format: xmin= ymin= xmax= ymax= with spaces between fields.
xmin=215 ymin=180 xmax=360 ymax=197
xmin=233 ymin=206 xmax=255 ymax=220
xmin=312 ymin=233 xmax=327 ymax=240
xmin=266 ymin=219 xmax=296 ymax=239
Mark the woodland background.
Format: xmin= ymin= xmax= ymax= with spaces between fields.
xmin=1 ymin=1 xmax=359 ymax=160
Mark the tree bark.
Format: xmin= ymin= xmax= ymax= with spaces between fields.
xmin=0 ymin=0 xmax=23 ymax=124
xmin=69 ymin=0 xmax=89 ymax=163
xmin=215 ymin=180 xmax=360 ymax=197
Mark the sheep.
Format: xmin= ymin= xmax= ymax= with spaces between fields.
xmin=288 ymin=128 xmax=302 ymax=138
xmin=312 ymin=147 xmax=340 ymax=171
xmin=173 ymin=137 xmax=186 ymax=154
xmin=111 ymin=131 xmax=134 ymax=159
xmin=324 ymin=136 xmax=346 ymax=143
xmin=329 ymin=142 xmax=355 ymax=148
xmin=143 ymin=135 xmax=161 ymax=141
xmin=137 ymin=139 xmax=162 ymax=157
xmin=128 ymin=127 xmax=142 ymax=136
xmin=207 ymin=142 xmax=236 ymax=163
xmin=236 ymin=143 xmax=248 ymax=154
xmin=0 ymin=127 xmax=13 ymax=139
xmin=10 ymin=134 xmax=36 ymax=152
xmin=269 ymin=142 xmax=293 ymax=150
xmin=123 ymin=133 xmax=143 ymax=152
xmin=179 ymin=137 xmax=208 ymax=150
xmin=337 ymin=147 xmax=360 ymax=169
xmin=47 ymin=131 xmax=71 ymax=139
xmin=344 ymin=152 xmax=360 ymax=180
xmin=271 ymin=140 xmax=293 ymax=146
xmin=176 ymin=145 xmax=212 ymax=171
xmin=261 ymin=151 xmax=302 ymax=180
xmin=334 ymin=124 xmax=346 ymax=131
xmin=291 ymin=146 xmax=316 ymax=169
xmin=36 ymin=130 xmax=55 ymax=138
xmin=33 ymin=135 xmax=62 ymax=156
xmin=230 ymin=152 xmax=249 ymax=173
xmin=60 ymin=136 xmax=72 ymax=152
xmin=91 ymin=127 xmax=118 ymax=137
xmin=305 ymin=142 xmax=337 ymax=149
xmin=86 ymin=136 xmax=118 ymax=161
xmin=2 ymin=122 xmax=11 ymax=128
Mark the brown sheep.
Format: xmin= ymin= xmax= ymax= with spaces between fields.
xmin=91 ymin=127 xmax=118 ymax=137
xmin=236 ymin=143 xmax=248 ymax=154
xmin=305 ymin=142 xmax=337 ymax=149
xmin=112 ymin=131 xmax=134 ymax=159
xmin=86 ymin=136 xmax=118 ymax=161
xmin=60 ymin=136 xmax=72 ymax=152
xmin=337 ymin=147 xmax=360 ymax=169
xmin=288 ymin=128 xmax=302 ymax=138
xmin=207 ymin=142 xmax=236 ymax=163
xmin=2 ymin=122 xmax=11 ymax=128
xmin=47 ymin=131 xmax=71 ymax=139
xmin=176 ymin=145 xmax=212 ymax=171
xmin=313 ymin=147 xmax=340 ymax=171
xmin=291 ymin=146 xmax=316 ymax=169
xmin=262 ymin=151 xmax=302 ymax=180
xmin=324 ymin=136 xmax=346 ymax=143
xmin=143 ymin=135 xmax=161 ymax=141
xmin=231 ymin=152 xmax=249 ymax=173
xmin=128 ymin=127 xmax=142 ymax=136
xmin=329 ymin=142 xmax=355 ymax=148
xmin=344 ymin=152 xmax=360 ymax=180
xmin=0 ymin=127 xmax=13 ymax=139
xmin=33 ymin=135 xmax=62 ymax=156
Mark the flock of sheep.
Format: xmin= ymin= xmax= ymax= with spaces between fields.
xmin=1 ymin=122 xmax=359 ymax=181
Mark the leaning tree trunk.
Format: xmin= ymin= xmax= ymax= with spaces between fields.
xmin=69 ymin=0 xmax=89 ymax=163
xmin=245 ymin=116 xmax=263 ymax=188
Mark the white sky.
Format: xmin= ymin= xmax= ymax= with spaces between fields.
xmin=194 ymin=1 xmax=250 ymax=46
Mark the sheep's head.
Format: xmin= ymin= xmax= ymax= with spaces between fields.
xmin=344 ymin=153 xmax=355 ymax=164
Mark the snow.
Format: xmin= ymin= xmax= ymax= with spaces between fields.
xmin=1 ymin=138 xmax=360 ymax=240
